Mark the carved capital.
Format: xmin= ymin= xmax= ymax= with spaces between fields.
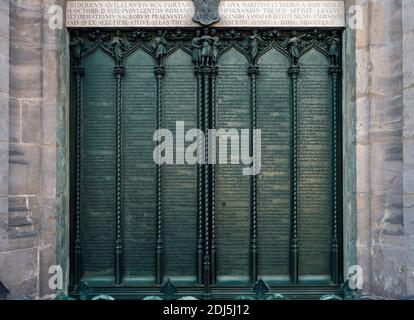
xmin=210 ymin=66 xmax=218 ymax=77
xmin=288 ymin=66 xmax=300 ymax=78
xmin=72 ymin=66 xmax=84 ymax=77
xmin=114 ymin=66 xmax=125 ymax=78
xmin=202 ymin=66 xmax=211 ymax=75
xmin=154 ymin=66 xmax=165 ymax=77
xmin=329 ymin=65 xmax=341 ymax=77
xmin=248 ymin=65 xmax=260 ymax=76
xmin=194 ymin=65 xmax=203 ymax=76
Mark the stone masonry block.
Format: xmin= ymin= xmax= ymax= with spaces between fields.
xmin=9 ymin=144 xmax=41 ymax=195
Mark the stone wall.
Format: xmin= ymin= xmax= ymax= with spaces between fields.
xmin=354 ymin=0 xmax=414 ymax=298
xmin=0 ymin=0 xmax=60 ymax=299
xmin=402 ymin=0 xmax=414 ymax=296
xmin=0 ymin=0 xmax=413 ymax=299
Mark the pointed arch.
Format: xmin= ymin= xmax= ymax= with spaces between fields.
xmin=81 ymin=43 xmax=114 ymax=66
xmin=164 ymin=42 xmax=193 ymax=62
xmin=123 ymin=42 xmax=157 ymax=64
xmin=256 ymin=42 xmax=290 ymax=66
xmin=299 ymin=41 xmax=330 ymax=60
xmin=218 ymin=42 xmax=251 ymax=64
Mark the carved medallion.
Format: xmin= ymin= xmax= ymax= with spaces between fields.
xmin=192 ymin=0 xmax=220 ymax=26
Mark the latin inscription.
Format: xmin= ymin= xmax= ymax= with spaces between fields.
xmin=66 ymin=1 xmax=345 ymax=27
xmin=216 ymin=49 xmax=250 ymax=280
xmin=75 ymin=31 xmax=342 ymax=286
xmin=122 ymin=50 xmax=157 ymax=277
xmin=256 ymin=49 xmax=291 ymax=278
xmin=163 ymin=50 xmax=198 ymax=278
xmin=297 ymin=50 xmax=332 ymax=277
xmin=81 ymin=51 xmax=116 ymax=276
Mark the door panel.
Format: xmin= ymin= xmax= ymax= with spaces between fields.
xmin=256 ymin=48 xmax=291 ymax=281
xmin=163 ymin=49 xmax=198 ymax=280
xmin=122 ymin=49 xmax=157 ymax=279
xmin=297 ymin=49 xmax=333 ymax=281
xmin=81 ymin=50 xmax=116 ymax=278
xmin=216 ymin=48 xmax=251 ymax=283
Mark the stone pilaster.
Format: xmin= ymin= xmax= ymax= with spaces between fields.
xmin=402 ymin=0 xmax=414 ymax=296
xmin=0 ymin=0 xmax=9 ymax=229
xmin=0 ymin=0 xmax=59 ymax=299
xmin=354 ymin=0 xmax=372 ymax=295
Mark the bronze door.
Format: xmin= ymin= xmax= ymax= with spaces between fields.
xmin=69 ymin=28 xmax=343 ymax=299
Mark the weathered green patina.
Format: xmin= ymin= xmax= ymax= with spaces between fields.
xmin=67 ymin=28 xmax=344 ymax=299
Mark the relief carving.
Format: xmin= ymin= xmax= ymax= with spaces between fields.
xmin=70 ymin=29 xmax=342 ymax=69
xmin=192 ymin=0 xmax=221 ymax=26
xmin=153 ymin=30 xmax=168 ymax=65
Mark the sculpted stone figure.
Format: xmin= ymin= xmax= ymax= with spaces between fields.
xmin=153 ymin=30 xmax=167 ymax=65
xmin=192 ymin=30 xmax=202 ymax=66
xmin=70 ymin=31 xmax=85 ymax=66
xmin=287 ymin=31 xmax=303 ymax=66
xmin=328 ymin=31 xmax=340 ymax=66
xmin=111 ymin=31 xmax=126 ymax=66
xmin=201 ymin=28 xmax=213 ymax=66
xmin=249 ymin=29 xmax=262 ymax=59
xmin=211 ymin=29 xmax=221 ymax=64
